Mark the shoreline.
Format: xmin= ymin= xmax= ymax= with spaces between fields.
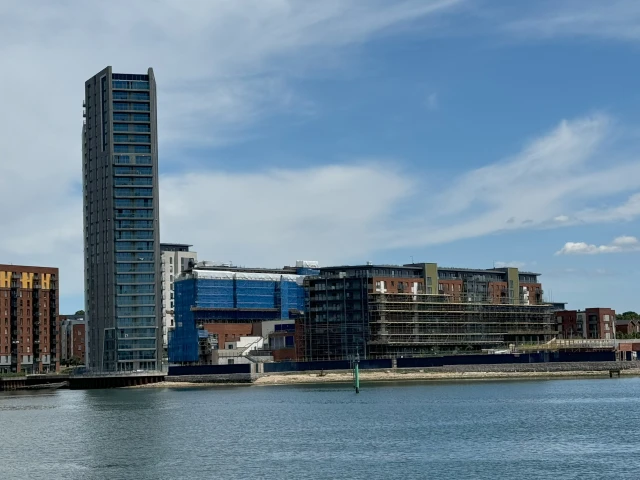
xmin=128 ymin=368 xmax=640 ymax=388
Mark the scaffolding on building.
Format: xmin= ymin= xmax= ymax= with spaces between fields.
xmin=367 ymin=292 xmax=555 ymax=358
xmin=303 ymin=286 xmax=556 ymax=361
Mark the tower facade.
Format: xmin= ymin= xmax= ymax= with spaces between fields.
xmin=83 ymin=67 xmax=161 ymax=371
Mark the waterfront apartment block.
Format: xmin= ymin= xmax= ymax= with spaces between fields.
xmin=83 ymin=67 xmax=162 ymax=372
xmin=160 ymin=243 xmax=197 ymax=352
xmin=0 ymin=265 xmax=59 ymax=374
xmin=556 ymin=308 xmax=617 ymax=340
xmin=60 ymin=314 xmax=86 ymax=365
xmin=169 ymin=261 xmax=318 ymax=364
xmin=303 ymin=263 xmax=556 ymax=361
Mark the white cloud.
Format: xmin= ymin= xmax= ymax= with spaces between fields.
xmin=425 ymin=93 xmax=439 ymax=111
xmin=161 ymin=115 xmax=640 ymax=268
xmin=503 ymin=0 xmax=640 ymax=42
xmin=381 ymin=114 xmax=640 ymax=248
xmin=161 ymin=163 xmax=412 ymax=266
xmin=0 ymin=0 xmax=462 ymax=306
xmin=555 ymin=236 xmax=640 ymax=255
xmin=2 ymin=1 xmax=640 ymax=312
xmin=494 ymin=261 xmax=526 ymax=268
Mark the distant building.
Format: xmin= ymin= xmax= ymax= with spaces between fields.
xmin=169 ymin=261 xmax=318 ymax=364
xmin=0 ymin=265 xmax=59 ymax=374
xmin=616 ymin=319 xmax=640 ymax=336
xmin=303 ymin=263 xmax=556 ymax=361
xmin=556 ymin=308 xmax=617 ymax=339
xmin=60 ymin=315 xmax=86 ymax=365
xmin=160 ymin=243 xmax=197 ymax=352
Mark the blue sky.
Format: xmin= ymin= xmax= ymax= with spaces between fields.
xmin=0 ymin=0 xmax=639 ymax=313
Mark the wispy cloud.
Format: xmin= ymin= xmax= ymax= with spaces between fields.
xmin=556 ymin=236 xmax=640 ymax=255
xmin=0 ymin=0 xmax=463 ymax=303
xmin=494 ymin=261 xmax=526 ymax=268
xmin=161 ymin=114 xmax=640 ymax=269
xmin=2 ymin=0 xmax=640 ymax=312
xmin=503 ymin=0 xmax=640 ymax=42
xmin=383 ymin=114 xmax=640 ymax=248
xmin=425 ymin=92 xmax=439 ymax=111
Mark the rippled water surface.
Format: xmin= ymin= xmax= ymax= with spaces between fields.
xmin=2 ymin=378 xmax=640 ymax=479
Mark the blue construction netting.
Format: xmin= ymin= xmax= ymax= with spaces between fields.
xmin=170 ymin=275 xmax=307 ymax=363
xmin=236 ymin=280 xmax=278 ymax=309
xmin=195 ymin=279 xmax=234 ymax=308
xmin=168 ymin=278 xmax=199 ymax=363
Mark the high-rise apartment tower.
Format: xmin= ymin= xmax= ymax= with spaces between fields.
xmin=83 ymin=67 xmax=161 ymax=371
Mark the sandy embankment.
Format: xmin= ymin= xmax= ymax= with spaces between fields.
xmin=128 ymin=368 xmax=640 ymax=388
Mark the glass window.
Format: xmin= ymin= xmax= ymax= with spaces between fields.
xmin=114 ymin=188 xmax=153 ymax=197
xmin=135 ymin=156 xmax=152 ymax=165
xmin=116 ymin=263 xmax=155 ymax=273
xmin=116 ymin=274 xmax=155 ymax=284
xmin=115 ymin=209 xmax=154 ymax=219
xmin=115 ymin=230 xmax=154 ymax=240
xmin=116 ymin=296 xmax=156 ymax=306
xmin=115 ymin=177 xmax=152 ymax=186
xmin=116 ymin=306 xmax=156 ymax=316
xmin=114 ymin=198 xmax=153 ymax=208
xmin=115 ymin=241 xmax=154 ymax=251
xmin=114 ymin=166 xmax=152 ymax=176
xmin=134 ymin=145 xmax=151 ymax=153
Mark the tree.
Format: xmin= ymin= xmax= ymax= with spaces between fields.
xmin=74 ymin=310 xmax=85 ymax=316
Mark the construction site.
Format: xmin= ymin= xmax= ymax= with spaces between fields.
xmin=168 ymin=261 xmax=318 ymax=364
xmin=367 ymin=292 xmax=555 ymax=358
xmin=302 ymin=263 xmax=557 ymax=361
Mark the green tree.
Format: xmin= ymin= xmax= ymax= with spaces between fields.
xmin=74 ymin=310 xmax=85 ymax=316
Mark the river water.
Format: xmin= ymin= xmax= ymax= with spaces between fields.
xmin=2 ymin=378 xmax=640 ymax=479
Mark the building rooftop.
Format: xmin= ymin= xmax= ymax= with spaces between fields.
xmin=321 ymin=264 xmax=423 ymax=271
xmin=160 ymin=243 xmax=193 ymax=252
xmin=186 ymin=262 xmax=298 ymax=275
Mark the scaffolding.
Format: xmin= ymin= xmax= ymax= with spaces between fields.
xmin=368 ymin=292 xmax=555 ymax=357
xmin=303 ymin=286 xmax=556 ymax=360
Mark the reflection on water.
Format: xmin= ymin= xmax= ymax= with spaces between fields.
xmin=2 ymin=378 xmax=640 ymax=479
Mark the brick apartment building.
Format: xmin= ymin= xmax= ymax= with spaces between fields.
xmin=556 ymin=308 xmax=617 ymax=339
xmin=60 ymin=314 xmax=86 ymax=365
xmin=0 ymin=265 xmax=60 ymax=374
xmin=303 ymin=263 xmax=555 ymax=361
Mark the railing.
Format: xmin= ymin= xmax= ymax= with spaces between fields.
xmin=70 ymin=369 xmax=164 ymax=378
xmin=516 ymin=338 xmax=616 ymax=351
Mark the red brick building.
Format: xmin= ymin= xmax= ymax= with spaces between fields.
xmin=0 ymin=265 xmax=59 ymax=374
xmin=60 ymin=315 xmax=86 ymax=365
xmin=615 ymin=319 xmax=640 ymax=336
xmin=557 ymin=308 xmax=616 ymax=339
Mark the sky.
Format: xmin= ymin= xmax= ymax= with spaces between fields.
xmin=0 ymin=0 xmax=639 ymax=313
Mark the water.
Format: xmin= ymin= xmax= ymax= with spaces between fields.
xmin=2 ymin=378 xmax=640 ymax=479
